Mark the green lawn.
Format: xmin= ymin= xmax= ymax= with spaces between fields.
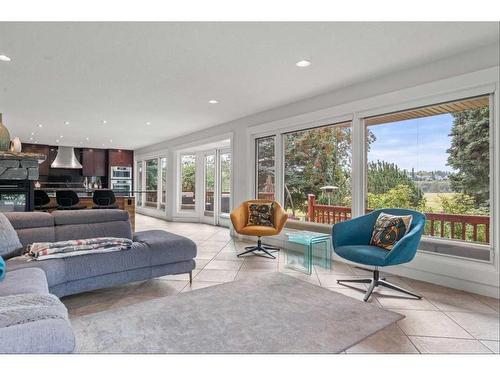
xmin=424 ymin=192 xmax=456 ymax=212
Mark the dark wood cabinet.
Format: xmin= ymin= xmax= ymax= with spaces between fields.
xmin=21 ymin=143 xmax=50 ymax=175
xmin=108 ymin=149 xmax=133 ymax=167
xmin=82 ymin=148 xmax=107 ymax=176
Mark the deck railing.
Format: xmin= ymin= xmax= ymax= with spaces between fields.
xmin=306 ymin=194 xmax=490 ymax=244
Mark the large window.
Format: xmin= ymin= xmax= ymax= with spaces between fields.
xmin=256 ymin=136 xmax=276 ymax=200
xmin=145 ymin=158 xmax=158 ymax=207
xmin=220 ymin=151 xmax=231 ymax=215
xmin=283 ymin=122 xmax=352 ymax=223
xmin=136 ymin=160 xmax=143 ymax=207
xmin=204 ymin=154 xmax=215 ymax=215
xmin=365 ymin=96 xmax=491 ymax=260
xmin=160 ymin=157 xmax=167 ymax=209
xmin=180 ymin=154 xmax=196 ymax=210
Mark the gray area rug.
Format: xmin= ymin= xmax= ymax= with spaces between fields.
xmin=72 ymin=273 xmax=403 ymax=353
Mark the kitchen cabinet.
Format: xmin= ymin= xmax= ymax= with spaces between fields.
xmin=21 ymin=143 xmax=50 ymax=175
xmin=82 ymin=148 xmax=107 ymax=176
xmin=108 ymin=149 xmax=133 ymax=167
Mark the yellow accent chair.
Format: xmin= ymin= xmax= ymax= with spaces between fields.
xmin=230 ymin=200 xmax=288 ymax=259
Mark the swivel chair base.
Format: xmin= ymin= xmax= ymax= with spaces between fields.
xmin=237 ymin=237 xmax=280 ymax=259
xmin=337 ymin=268 xmax=421 ymax=302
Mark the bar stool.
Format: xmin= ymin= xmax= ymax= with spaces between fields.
xmin=34 ymin=190 xmax=59 ymax=211
xmin=92 ymin=189 xmax=119 ymax=209
xmin=56 ymin=190 xmax=87 ymax=210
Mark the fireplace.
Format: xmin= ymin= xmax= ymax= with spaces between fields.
xmin=0 ymin=150 xmax=45 ymax=212
xmin=0 ymin=179 xmax=34 ymax=212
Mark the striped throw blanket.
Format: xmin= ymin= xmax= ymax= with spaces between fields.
xmin=25 ymin=237 xmax=133 ymax=260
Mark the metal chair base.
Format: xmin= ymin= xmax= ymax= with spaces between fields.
xmin=237 ymin=238 xmax=280 ymax=259
xmin=337 ymin=269 xmax=422 ymax=302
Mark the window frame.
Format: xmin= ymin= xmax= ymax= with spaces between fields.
xmin=251 ymin=85 xmax=496 ymax=265
xmin=361 ymin=93 xmax=495 ymax=264
xmin=134 ymin=153 xmax=168 ymax=214
xmin=255 ymin=135 xmax=277 ymax=201
xmin=178 ymin=153 xmax=197 ymax=212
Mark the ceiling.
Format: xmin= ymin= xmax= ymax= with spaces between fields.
xmin=0 ymin=22 xmax=498 ymax=150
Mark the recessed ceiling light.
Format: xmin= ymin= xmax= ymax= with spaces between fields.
xmin=102 ymin=120 xmax=107 ymax=124
xmin=64 ymin=121 xmax=70 ymax=125
xmin=29 ymin=137 xmax=33 ymax=141
xmin=295 ymin=59 xmax=311 ymax=67
xmin=208 ymin=99 xmax=219 ymax=104
xmin=34 ymin=141 xmax=38 ymax=144
xmin=145 ymin=122 xmax=151 ymax=126
xmin=56 ymin=139 xmax=60 ymax=143
xmin=59 ymin=135 xmax=63 ymax=138
xmin=31 ymin=132 xmax=35 ymax=136
xmin=38 ymin=124 xmax=43 ymax=128
xmin=0 ymin=55 xmax=11 ymax=62
xmin=110 ymin=139 xmax=113 ymax=143
xmin=85 ymin=137 xmax=89 ymax=141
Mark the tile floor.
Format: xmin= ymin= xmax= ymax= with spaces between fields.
xmin=62 ymin=214 xmax=500 ymax=354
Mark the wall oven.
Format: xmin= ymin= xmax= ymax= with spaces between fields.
xmin=111 ymin=166 xmax=132 ymax=179
xmin=0 ymin=180 xmax=34 ymax=212
xmin=110 ymin=179 xmax=132 ymax=196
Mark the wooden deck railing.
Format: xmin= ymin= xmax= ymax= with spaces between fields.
xmin=306 ymin=194 xmax=490 ymax=244
xmin=307 ymin=194 xmax=352 ymax=224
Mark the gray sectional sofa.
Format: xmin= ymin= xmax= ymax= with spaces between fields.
xmin=0 ymin=209 xmax=197 ymax=353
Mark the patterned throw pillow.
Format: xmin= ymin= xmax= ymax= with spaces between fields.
xmin=370 ymin=212 xmax=413 ymax=250
xmin=247 ymin=202 xmax=274 ymax=227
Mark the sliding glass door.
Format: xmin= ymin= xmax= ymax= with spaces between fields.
xmin=204 ymin=154 xmax=215 ymax=216
xmin=219 ymin=150 xmax=231 ymax=217
xmin=135 ymin=155 xmax=167 ymax=213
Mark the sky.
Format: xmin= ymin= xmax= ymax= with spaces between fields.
xmin=367 ymin=113 xmax=456 ymax=172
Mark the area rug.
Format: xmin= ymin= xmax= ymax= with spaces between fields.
xmin=71 ymin=273 xmax=403 ymax=353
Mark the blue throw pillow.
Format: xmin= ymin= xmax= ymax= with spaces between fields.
xmin=0 ymin=256 xmax=5 ymax=282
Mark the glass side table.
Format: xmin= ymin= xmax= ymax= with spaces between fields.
xmin=283 ymin=230 xmax=332 ymax=275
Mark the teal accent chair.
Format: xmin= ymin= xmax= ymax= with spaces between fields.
xmin=332 ymin=208 xmax=425 ymax=302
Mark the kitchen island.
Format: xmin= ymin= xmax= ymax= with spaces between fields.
xmin=37 ymin=190 xmax=136 ymax=231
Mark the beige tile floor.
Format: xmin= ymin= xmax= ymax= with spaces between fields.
xmin=62 ymin=214 xmax=500 ymax=354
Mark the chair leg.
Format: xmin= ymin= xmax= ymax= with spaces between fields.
xmin=237 ymin=246 xmax=259 ymax=257
xmin=189 ymin=271 xmax=193 ymax=285
xmin=256 ymin=247 xmax=276 ymax=259
xmin=237 ymin=238 xmax=277 ymax=259
xmin=378 ymin=279 xmax=422 ymax=299
xmin=262 ymin=245 xmax=280 ymax=252
xmin=363 ymin=280 xmax=377 ymax=302
xmin=337 ymin=268 xmax=421 ymax=302
xmin=337 ymin=278 xmax=373 ymax=285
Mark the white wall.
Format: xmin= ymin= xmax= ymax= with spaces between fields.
xmin=135 ymin=42 xmax=500 ymax=297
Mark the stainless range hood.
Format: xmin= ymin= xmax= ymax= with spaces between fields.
xmin=50 ymin=146 xmax=83 ymax=169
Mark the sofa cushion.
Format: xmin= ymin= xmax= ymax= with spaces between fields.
xmin=52 ymin=209 xmax=132 ymax=242
xmin=0 ymin=318 xmax=75 ymax=353
xmin=51 ymin=209 xmax=129 ymax=226
xmin=3 ymin=212 xmax=55 ymax=258
xmin=59 ymin=242 xmax=151 ymax=283
xmin=0 ymin=213 xmax=23 ymax=259
xmin=133 ymin=230 xmax=197 ymax=265
xmin=55 ymin=221 xmax=132 ymax=242
xmin=3 ymin=211 xmax=54 ymax=230
xmin=0 ymin=268 xmax=49 ymax=297
xmin=6 ymin=256 xmax=66 ymax=287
